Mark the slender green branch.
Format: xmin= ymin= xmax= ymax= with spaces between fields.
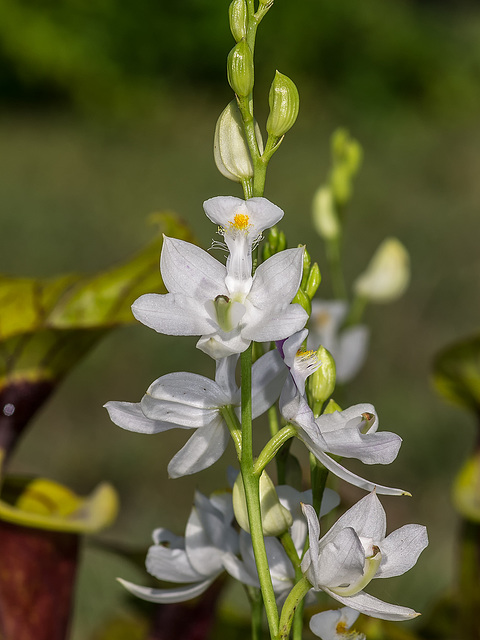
xmin=246 ymin=585 xmax=265 ymax=640
xmin=241 ymin=346 xmax=279 ymax=639
xmin=280 ymin=533 xmax=305 ymax=640
xmin=220 ymin=405 xmax=242 ymax=459
xmin=268 ymin=405 xmax=280 ymax=438
xmin=253 ymin=424 xmax=297 ymax=476
xmin=278 ymin=577 xmax=312 ymax=640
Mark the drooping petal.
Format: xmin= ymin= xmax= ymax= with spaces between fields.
xmin=147 ymin=372 xmax=231 ymax=408
xmin=320 ymin=492 xmax=386 ymax=549
xmin=251 ymin=350 xmax=288 ymax=419
xmin=117 ymin=577 xmax=216 ymax=604
xmin=160 ymin=236 xmax=228 ymax=301
xmin=322 ymin=429 xmax=402 ymax=465
xmin=323 ymin=588 xmax=420 ymax=621
xmin=301 ymin=503 xmax=322 ymax=588
xmin=300 ymin=438 xmax=409 ymax=497
xmin=215 ymin=355 xmax=240 ymax=399
xmin=132 ymin=293 xmax=214 ymax=336
xmin=167 ymin=418 xmax=230 ymax=478
xmin=141 ymin=395 xmax=219 ymax=428
xmin=376 ymin=524 xmax=428 ymax=579
xmin=146 ymin=543 xmax=205 ymax=583
xmin=196 ymin=329 xmax=251 ymax=360
xmin=185 ymin=498 xmax=229 ymax=576
xmin=247 ymin=248 xmax=305 ymax=311
xmin=104 ymin=401 xmax=186 ymax=434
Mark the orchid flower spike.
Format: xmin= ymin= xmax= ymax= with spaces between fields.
xmin=309 ymin=607 xmax=365 ymax=640
xmin=118 ymin=491 xmax=238 ymax=603
xmin=301 ymin=492 xmax=428 ymax=621
xmin=308 ymin=300 xmax=369 ymax=383
xmin=105 ymin=350 xmax=287 ymax=477
xmin=131 ymin=199 xmax=307 ymax=359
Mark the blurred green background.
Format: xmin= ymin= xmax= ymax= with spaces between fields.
xmin=2 ymin=0 xmax=480 ymax=636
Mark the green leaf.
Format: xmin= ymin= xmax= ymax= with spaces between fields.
xmin=432 ymin=334 xmax=480 ymax=414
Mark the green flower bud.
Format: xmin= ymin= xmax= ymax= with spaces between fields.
xmin=453 ymin=452 xmax=480 ymax=522
xmin=300 ymin=245 xmax=311 ymax=290
xmin=266 ymin=71 xmax=299 ymax=138
xmin=331 ymin=165 xmax=351 ymax=206
xmin=353 ymin=238 xmax=410 ymax=304
xmin=312 ymin=186 xmax=340 ymax=240
xmin=227 ymin=39 xmax=254 ymax=97
xmin=277 ymin=230 xmax=287 ymax=252
xmin=309 ymin=346 xmax=336 ymax=415
xmin=292 ymin=287 xmax=311 ymax=316
xmin=229 ymin=0 xmax=247 ymax=42
xmin=214 ymin=100 xmax=264 ymax=182
xmin=233 ymin=471 xmax=293 ymax=537
xmin=305 ymin=263 xmax=321 ymax=299
xmin=262 ymin=227 xmax=287 ymax=261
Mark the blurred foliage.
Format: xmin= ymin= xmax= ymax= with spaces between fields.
xmin=1 ymin=0 xmax=480 ymax=118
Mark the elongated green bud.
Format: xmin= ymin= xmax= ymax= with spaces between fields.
xmin=266 ymin=71 xmax=299 ymax=137
xmin=305 ymin=263 xmax=321 ymax=299
xmin=309 ymin=347 xmax=336 ymax=416
xmin=214 ymin=100 xmax=263 ymax=182
xmin=233 ymin=471 xmax=293 ymax=537
xmin=229 ymin=0 xmax=247 ymax=42
xmin=300 ymin=245 xmax=311 ymax=290
xmin=292 ymin=288 xmax=311 ymax=316
xmin=227 ymin=39 xmax=254 ymax=97
xmin=312 ymin=185 xmax=340 ymax=240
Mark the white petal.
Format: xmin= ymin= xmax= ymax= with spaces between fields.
xmin=167 ymin=418 xmax=230 ymax=478
xmin=196 ymin=331 xmax=251 ymax=360
xmin=203 ymin=196 xmax=283 ymax=237
xmin=141 ymin=395 xmax=219 ymax=428
xmin=215 ymin=355 xmax=240 ymax=398
xmin=251 ymin=350 xmax=288 ymax=419
xmin=303 ymin=445 xmax=409 ymax=497
xmin=316 ymin=404 xmax=378 ymax=434
xmin=222 ymin=553 xmax=259 ymax=588
xmin=309 ymin=607 xmax=361 ymax=640
xmin=117 ymin=577 xmax=215 ymax=603
xmin=247 ymin=248 xmax=305 ymax=311
xmin=185 ymin=501 xmax=227 ymax=576
xmin=376 ymin=524 xmax=428 ymax=578
xmin=147 ymin=372 xmax=231 ymax=407
xmin=321 ymin=492 xmax=386 ymax=550
xmin=323 ymin=588 xmax=420 ymax=621
xmin=104 ymin=401 xmax=184 ymax=434
xmin=146 ymin=544 xmax=204 ymax=583
xmin=322 ymin=429 xmax=402 ymax=465
xmin=336 ymin=325 xmax=369 ymax=383
xmin=282 ymin=330 xmax=309 ymax=369
xmin=132 ymin=293 xmax=214 ymax=336
xmin=244 ymin=304 xmax=308 ymax=342
xmin=301 ymin=503 xmax=322 ymax=588
xmin=317 ymin=528 xmax=365 ymax=590
xmin=161 ymin=236 xmax=227 ymax=300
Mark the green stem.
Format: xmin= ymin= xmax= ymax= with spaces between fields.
xmin=268 ymin=405 xmax=280 ymax=438
xmin=253 ymin=425 xmax=297 ymax=476
xmin=241 ymin=346 xmax=279 ymax=639
xmin=325 ymin=237 xmax=347 ymax=300
xmin=278 ymin=577 xmax=312 ymax=640
xmin=220 ymin=405 xmax=242 ymax=459
xmin=246 ymin=586 xmax=264 ymax=640
xmin=344 ymin=293 xmax=367 ymax=328
xmin=279 ymin=533 xmax=305 ymax=640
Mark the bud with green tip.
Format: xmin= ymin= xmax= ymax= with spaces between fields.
xmin=266 ymin=71 xmax=299 ymax=138
xmin=262 ymin=227 xmax=287 ymax=261
xmin=214 ymin=100 xmax=264 ymax=182
xmin=353 ymin=237 xmax=410 ymax=304
xmin=309 ymin=346 xmax=336 ymax=416
xmin=227 ymin=39 xmax=254 ymax=97
xmin=229 ymin=0 xmax=247 ymax=42
xmin=312 ymin=185 xmax=340 ymax=240
xmin=233 ymin=471 xmax=293 ymax=537
xmin=305 ymin=263 xmax=321 ymax=299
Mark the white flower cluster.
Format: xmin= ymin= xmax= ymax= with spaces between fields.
xmin=106 ymin=196 xmax=427 ymax=633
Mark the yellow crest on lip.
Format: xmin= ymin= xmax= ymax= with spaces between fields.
xmin=229 ymin=213 xmax=250 ymax=230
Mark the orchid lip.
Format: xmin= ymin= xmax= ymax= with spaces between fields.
xmin=331 ymin=548 xmax=382 ymax=597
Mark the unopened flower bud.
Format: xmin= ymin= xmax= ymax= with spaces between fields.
xmin=229 ymin=0 xmax=247 ymax=42
xmin=309 ymin=347 xmax=336 ymax=415
xmin=292 ymin=287 xmax=311 ymax=316
xmin=353 ymin=238 xmax=410 ymax=303
xmin=233 ymin=471 xmax=293 ymax=537
xmin=312 ymin=186 xmax=340 ymax=240
xmin=453 ymin=452 xmax=480 ymax=522
xmin=227 ymin=39 xmax=254 ymax=97
xmin=214 ymin=100 xmax=263 ymax=182
xmin=305 ymin=263 xmax=321 ymax=300
xmin=266 ymin=71 xmax=299 ymax=138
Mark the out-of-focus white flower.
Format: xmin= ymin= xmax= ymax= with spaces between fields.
xmin=308 ymin=300 xmax=369 ymax=383
xmin=309 ymin=607 xmax=365 ymax=640
xmin=223 ymin=485 xmax=340 ymax=605
xmin=118 ymin=491 xmax=238 ymax=603
xmin=301 ymin=492 xmax=428 ymax=621
xmin=132 ymin=232 xmax=307 ymax=359
xmin=353 ymin=238 xmax=410 ymax=304
xmin=105 ymin=351 xmax=287 ymax=478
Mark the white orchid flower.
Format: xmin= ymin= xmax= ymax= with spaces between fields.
xmin=105 ymin=350 xmax=287 ymax=477
xmin=131 ymin=197 xmax=307 ymax=359
xmin=307 ymin=300 xmax=369 ymax=383
xmin=223 ymin=485 xmax=340 ymax=605
xmin=309 ymin=607 xmax=365 ymax=640
xmin=203 ymin=196 xmax=283 ymax=295
xmin=301 ymin=492 xmax=428 ymax=621
xmin=277 ymin=332 xmax=406 ymax=496
xmin=118 ymin=491 xmax=238 ymax=603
